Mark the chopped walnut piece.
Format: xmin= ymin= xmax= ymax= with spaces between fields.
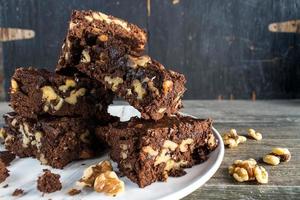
xmin=254 ymin=166 xmax=268 ymax=184
xmin=271 ymin=147 xmax=291 ymax=162
xmin=223 ymin=129 xmax=247 ymax=148
xmin=263 ymin=154 xmax=280 ymax=166
xmin=248 ymin=128 xmax=262 ymax=140
xmin=77 ymin=160 xmax=113 ymax=187
xmin=229 ymin=158 xmax=268 ymax=184
xmin=11 ymin=79 xmax=18 ymax=93
xmin=94 ymin=171 xmax=125 ymax=196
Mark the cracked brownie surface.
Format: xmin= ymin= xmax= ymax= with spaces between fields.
xmin=96 ymin=115 xmax=218 ymax=188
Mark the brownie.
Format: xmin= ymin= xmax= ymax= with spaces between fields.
xmin=0 ymin=160 xmax=9 ymax=183
xmin=0 ymin=151 xmax=15 ymax=166
xmin=56 ymin=10 xmax=185 ymax=120
xmin=12 ymin=188 xmax=24 ymax=196
xmin=96 ymin=115 xmax=218 ymax=188
xmin=10 ymin=67 xmax=113 ymax=119
xmin=37 ymin=169 xmax=62 ymax=193
xmin=57 ymin=10 xmax=147 ymax=73
xmin=2 ymin=112 xmax=103 ymax=169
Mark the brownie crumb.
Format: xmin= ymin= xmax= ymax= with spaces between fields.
xmin=12 ymin=188 xmax=24 ymax=196
xmin=0 ymin=151 xmax=15 ymax=166
xmin=3 ymin=184 xmax=8 ymax=188
xmin=37 ymin=169 xmax=62 ymax=193
xmin=68 ymin=188 xmax=81 ymax=196
xmin=0 ymin=161 xmax=9 ymax=183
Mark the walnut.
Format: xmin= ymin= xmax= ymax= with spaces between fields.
xmin=229 ymin=158 xmax=268 ymax=184
xmin=127 ymin=55 xmax=150 ymax=68
xmin=104 ymin=76 xmax=123 ymax=92
xmin=84 ymin=15 xmax=93 ymax=22
xmin=77 ymin=160 xmax=113 ymax=187
xmin=58 ymin=79 xmax=76 ymax=92
xmin=179 ymin=138 xmax=194 ymax=152
xmin=39 ymin=153 xmax=48 ymax=164
xmin=81 ymin=50 xmax=91 ymax=63
xmin=98 ymin=34 xmax=108 ymax=42
xmin=80 ymin=131 xmax=90 ymax=143
xmin=41 ymin=86 xmax=59 ymax=103
xmin=163 ymin=80 xmax=173 ymax=94
xmin=254 ymin=166 xmax=268 ymax=184
xmin=11 ymin=79 xmax=18 ymax=93
xmin=232 ymin=167 xmax=249 ymax=182
xmin=0 ymin=128 xmax=7 ymax=139
xmin=147 ymin=80 xmax=160 ymax=96
xmin=223 ymin=129 xmax=247 ymax=148
xmin=248 ymin=128 xmax=262 ymax=140
xmin=142 ymin=146 xmax=159 ymax=157
xmin=94 ymin=171 xmax=125 ymax=196
xmin=53 ymin=97 xmax=64 ymax=111
xmin=69 ymin=22 xmax=77 ymax=29
xmin=65 ymin=88 xmax=86 ymax=104
xmin=157 ymin=107 xmax=166 ymax=113
xmin=207 ymin=134 xmax=217 ymax=150
xmin=271 ymin=147 xmax=291 ymax=162
xmin=263 ymin=154 xmax=280 ymax=166
xmin=163 ymin=140 xmax=178 ymax=151
xmin=132 ymin=79 xmax=146 ymax=100
xmin=154 ymin=149 xmax=171 ymax=165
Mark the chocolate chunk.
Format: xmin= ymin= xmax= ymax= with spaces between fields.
xmin=0 ymin=151 xmax=15 ymax=166
xmin=68 ymin=188 xmax=81 ymax=196
xmin=12 ymin=188 xmax=24 ymax=196
xmin=37 ymin=170 xmax=62 ymax=193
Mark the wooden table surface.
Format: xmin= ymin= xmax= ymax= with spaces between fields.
xmin=0 ymin=100 xmax=299 ymax=199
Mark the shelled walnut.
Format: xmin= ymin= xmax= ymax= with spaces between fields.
xmin=228 ymin=158 xmax=268 ymax=184
xmin=263 ymin=147 xmax=291 ymax=165
xmin=77 ymin=160 xmax=124 ymax=196
xmin=248 ymin=129 xmax=262 ymax=140
xmin=223 ymin=129 xmax=247 ymax=148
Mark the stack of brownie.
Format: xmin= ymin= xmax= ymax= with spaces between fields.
xmin=56 ymin=10 xmax=218 ymax=187
xmin=1 ymin=10 xmax=218 ymax=187
xmin=1 ymin=68 xmax=114 ymax=168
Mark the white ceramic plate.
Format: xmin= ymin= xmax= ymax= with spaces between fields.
xmin=0 ymin=105 xmax=224 ymax=200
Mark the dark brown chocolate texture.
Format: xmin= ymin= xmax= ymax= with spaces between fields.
xmin=56 ymin=10 xmax=186 ymax=120
xmin=2 ymin=112 xmax=103 ymax=169
xmin=0 ymin=151 xmax=15 ymax=166
xmin=96 ymin=115 xmax=218 ymax=188
xmin=10 ymin=67 xmax=113 ymax=120
xmin=0 ymin=160 xmax=9 ymax=183
xmin=37 ymin=169 xmax=62 ymax=193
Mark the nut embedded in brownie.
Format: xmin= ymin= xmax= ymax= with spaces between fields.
xmin=37 ymin=169 xmax=62 ymax=193
xmin=56 ymin=10 xmax=185 ymax=120
xmin=96 ymin=115 xmax=218 ymax=188
xmin=57 ymin=10 xmax=147 ymax=73
xmin=78 ymin=54 xmax=186 ymax=120
xmin=2 ymin=112 xmax=102 ymax=169
xmin=10 ymin=67 xmax=113 ymax=119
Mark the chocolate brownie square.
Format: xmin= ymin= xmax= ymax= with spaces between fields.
xmin=96 ymin=115 xmax=218 ymax=188
xmin=57 ymin=10 xmax=147 ymax=73
xmin=10 ymin=67 xmax=113 ymax=119
xmin=1 ymin=112 xmax=103 ymax=169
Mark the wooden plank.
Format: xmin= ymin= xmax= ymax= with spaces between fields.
xmin=148 ymin=0 xmax=300 ymax=99
xmin=184 ymin=185 xmax=300 ymax=200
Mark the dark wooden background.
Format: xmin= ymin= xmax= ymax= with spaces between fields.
xmin=0 ymin=0 xmax=299 ymax=100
